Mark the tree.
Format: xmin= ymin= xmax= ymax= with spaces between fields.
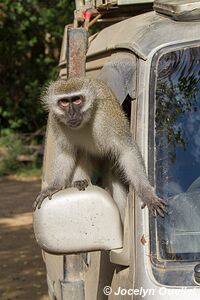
xmin=0 ymin=0 xmax=74 ymax=133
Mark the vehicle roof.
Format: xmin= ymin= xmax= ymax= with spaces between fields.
xmin=87 ymin=11 xmax=200 ymax=60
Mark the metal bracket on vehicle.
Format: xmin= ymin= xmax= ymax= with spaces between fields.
xmin=59 ymin=25 xmax=88 ymax=79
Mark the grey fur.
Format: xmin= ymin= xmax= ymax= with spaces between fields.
xmin=34 ymin=77 xmax=167 ymax=221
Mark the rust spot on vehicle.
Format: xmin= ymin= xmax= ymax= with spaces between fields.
xmin=67 ymin=28 xmax=88 ymax=78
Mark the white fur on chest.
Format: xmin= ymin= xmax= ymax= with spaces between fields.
xmin=66 ymin=126 xmax=104 ymax=156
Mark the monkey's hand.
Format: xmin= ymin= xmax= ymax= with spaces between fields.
xmin=140 ymin=188 xmax=168 ymax=217
xmin=72 ymin=179 xmax=89 ymax=191
xmin=33 ymin=186 xmax=63 ymax=210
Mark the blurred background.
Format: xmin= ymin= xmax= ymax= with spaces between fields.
xmin=0 ymin=1 xmax=74 ymax=299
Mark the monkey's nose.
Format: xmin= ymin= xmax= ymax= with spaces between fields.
xmin=68 ymin=104 xmax=76 ymax=117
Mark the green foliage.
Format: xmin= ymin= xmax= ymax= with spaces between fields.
xmin=0 ymin=132 xmax=26 ymax=175
xmin=0 ymin=0 xmax=74 ymax=132
xmin=14 ymin=166 xmax=42 ymax=178
xmin=0 ymin=130 xmax=42 ymax=176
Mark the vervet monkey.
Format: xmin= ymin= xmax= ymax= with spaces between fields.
xmin=34 ymin=77 xmax=167 ymax=221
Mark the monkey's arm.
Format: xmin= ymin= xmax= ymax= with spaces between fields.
xmin=71 ymin=153 xmax=95 ymax=191
xmin=34 ymin=146 xmax=76 ymax=210
xmin=118 ymin=143 xmax=167 ymax=217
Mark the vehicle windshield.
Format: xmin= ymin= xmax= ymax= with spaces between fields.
xmin=152 ymin=45 xmax=200 ymax=261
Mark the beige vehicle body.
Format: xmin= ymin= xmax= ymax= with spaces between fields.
xmin=33 ymin=1 xmax=200 ymax=299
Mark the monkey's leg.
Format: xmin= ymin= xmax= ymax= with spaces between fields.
xmin=119 ymin=144 xmax=167 ymax=217
xmin=103 ymin=169 xmax=128 ymax=223
xmin=34 ymin=150 xmax=76 ymax=210
xmin=111 ymin=179 xmax=128 ymax=224
xmin=71 ymin=153 xmax=94 ymax=191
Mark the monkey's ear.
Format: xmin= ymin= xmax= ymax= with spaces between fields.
xmin=40 ymin=80 xmax=55 ymax=105
xmin=99 ymin=58 xmax=136 ymax=104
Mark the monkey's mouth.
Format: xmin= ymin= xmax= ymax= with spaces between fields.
xmin=67 ymin=119 xmax=82 ymax=128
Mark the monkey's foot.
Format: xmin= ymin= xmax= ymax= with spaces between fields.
xmin=72 ymin=179 xmax=89 ymax=191
xmin=141 ymin=193 xmax=168 ymax=218
xmin=33 ymin=186 xmax=62 ymax=210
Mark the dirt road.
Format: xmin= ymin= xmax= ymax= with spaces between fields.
xmin=0 ymin=177 xmax=49 ymax=300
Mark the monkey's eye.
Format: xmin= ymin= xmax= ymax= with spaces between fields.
xmin=58 ymin=99 xmax=69 ymax=108
xmin=71 ymin=96 xmax=83 ymax=105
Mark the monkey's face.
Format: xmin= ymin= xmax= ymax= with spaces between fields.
xmin=43 ymin=78 xmax=96 ymax=129
xmin=57 ymin=95 xmax=84 ymax=128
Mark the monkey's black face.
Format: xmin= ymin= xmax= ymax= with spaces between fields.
xmin=58 ymin=95 xmax=84 ymax=128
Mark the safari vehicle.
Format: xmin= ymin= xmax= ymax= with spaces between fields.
xmin=33 ymin=0 xmax=200 ymax=299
